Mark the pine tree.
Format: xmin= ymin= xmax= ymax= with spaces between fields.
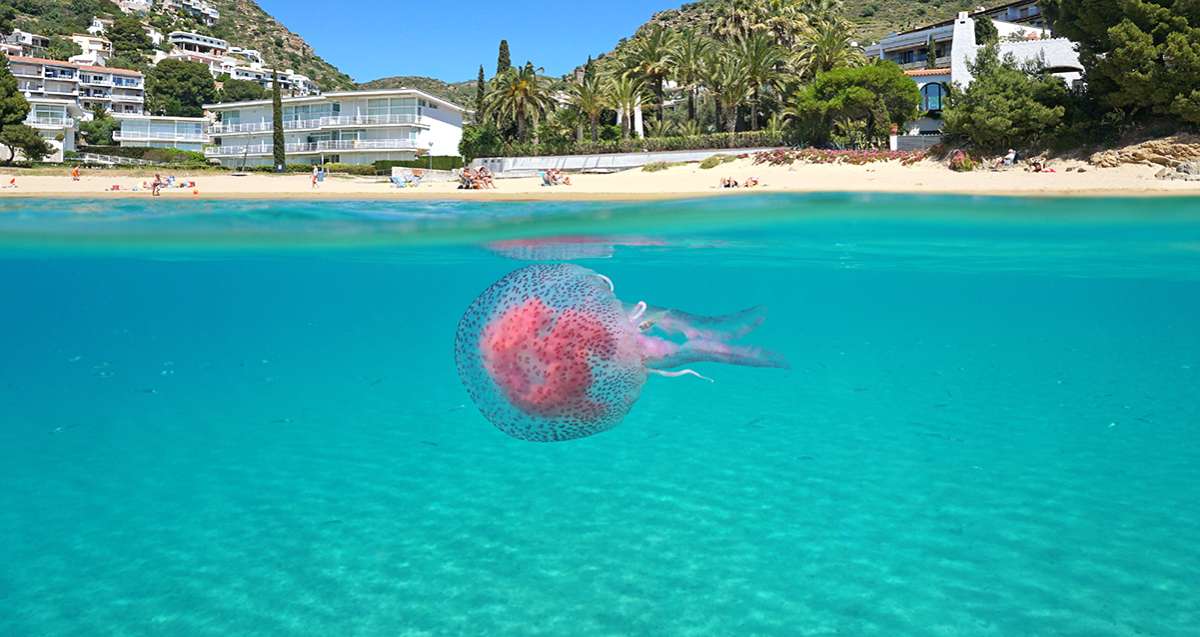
xmin=475 ymin=65 xmax=485 ymax=114
xmin=272 ymin=69 xmax=285 ymax=170
xmin=496 ymin=40 xmax=511 ymax=75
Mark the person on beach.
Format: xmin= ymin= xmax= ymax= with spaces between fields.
xmin=70 ymin=166 xmax=80 ymax=181
xmin=151 ymin=173 xmax=164 ymax=196
xmin=311 ymin=165 xmax=319 ymax=189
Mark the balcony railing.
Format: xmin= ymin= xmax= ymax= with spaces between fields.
xmin=27 ymin=116 xmax=75 ymax=127
xmin=205 ymin=138 xmax=419 ymax=157
xmin=114 ymin=130 xmax=209 ymax=142
xmin=210 ymin=113 xmax=422 ymax=135
xmin=111 ymin=93 xmax=144 ymax=103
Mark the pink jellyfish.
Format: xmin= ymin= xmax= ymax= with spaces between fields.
xmin=454 ymin=264 xmax=786 ymax=442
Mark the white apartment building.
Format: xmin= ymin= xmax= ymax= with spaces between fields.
xmin=159 ymin=0 xmax=220 ymax=27
xmin=114 ymin=115 xmax=209 ymax=152
xmin=22 ymin=97 xmax=82 ymax=161
xmin=6 ymin=30 xmax=50 ymax=57
xmin=69 ymin=34 xmax=113 ymax=67
xmin=204 ymin=89 xmax=467 ymax=167
xmin=9 ymin=55 xmax=145 ymax=118
xmin=156 ymin=32 xmax=320 ymax=96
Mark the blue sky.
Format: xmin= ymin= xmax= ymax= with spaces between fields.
xmin=256 ymin=0 xmax=687 ymax=83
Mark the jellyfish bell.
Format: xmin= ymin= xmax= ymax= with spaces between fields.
xmin=455 ymin=264 xmax=786 ymax=442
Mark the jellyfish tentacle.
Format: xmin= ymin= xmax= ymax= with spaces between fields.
xmin=650 ymin=369 xmax=715 ymax=382
xmin=595 ymin=274 xmax=615 ymax=293
xmin=642 ymin=305 xmax=768 ymax=341
xmin=627 ymin=301 xmax=648 ymax=324
xmin=645 ymin=337 xmax=789 ymax=370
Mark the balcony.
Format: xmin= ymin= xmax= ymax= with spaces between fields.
xmin=111 ymin=93 xmax=144 ymax=103
xmin=205 ymin=138 xmax=419 ymax=157
xmin=27 ymin=116 xmax=75 ymax=128
xmin=209 ymin=114 xmax=423 ymax=135
xmin=114 ymin=130 xmax=209 ymax=142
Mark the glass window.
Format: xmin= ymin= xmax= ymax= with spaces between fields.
xmin=921 ymin=83 xmax=946 ymax=112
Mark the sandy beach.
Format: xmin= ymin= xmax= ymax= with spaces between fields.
xmin=1 ymin=158 xmax=1197 ymax=200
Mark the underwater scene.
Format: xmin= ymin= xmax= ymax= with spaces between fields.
xmin=1 ymin=194 xmax=1198 ymax=636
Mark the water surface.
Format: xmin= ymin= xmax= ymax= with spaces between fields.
xmin=2 ymin=195 xmax=1198 ymax=636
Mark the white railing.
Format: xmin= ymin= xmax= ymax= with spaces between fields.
xmin=27 ymin=117 xmax=75 ymax=127
xmin=110 ymin=93 xmax=144 ymax=103
xmin=114 ymin=131 xmax=209 ymax=142
xmin=82 ymin=78 xmax=114 ymax=87
xmin=210 ymin=113 xmax=421 ymax=135
xmin=205 ymin=138 xmax=419 ymax=157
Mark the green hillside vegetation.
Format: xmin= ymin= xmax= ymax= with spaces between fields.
xmin=0 ymin=0 xmax=353 ymax=91
xmin=357 ymin=76 xmax=477 ymax=107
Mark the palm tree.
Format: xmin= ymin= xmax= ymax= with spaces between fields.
xmin=483 ymin=64 xmax=554 ymax=142
xmin=760 ymin=0 xmax=810 ymax=49
xmin=621 ymin=26 xmax=676 ymax=124
xmin=734 ymin=32 xmax=786 ymax=130
xmin=792 ymin=17 xmax=864 ymax=80
xmin=670 ymin=30 xmax=712 ymax=124
xmin=569 ymin=74 xmax=606 ymax=142
xmin=701 ymin=49 xmax=752 ymax=135
xmin=606 ymin=75 xmax=648 ymax=139
xmin=710 ymin=0 xmax=764 ymax=41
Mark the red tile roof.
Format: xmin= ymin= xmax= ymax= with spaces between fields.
xmin=905 ymin=68 xmax=951 ymax=77
xmin=6 ymin=55 xmax=143 ymax=77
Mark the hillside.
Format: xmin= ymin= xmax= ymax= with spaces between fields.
xmin=5 ymin=0 xmax=354 ymax=91
xmin=631 ymin=0 xmax=983 ymax=47
xmin=356 ymin=75 xmax=477 ymax=107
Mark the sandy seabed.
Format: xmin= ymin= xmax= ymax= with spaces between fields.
xmin=1 ymin=158 xmax=1198 ymax=201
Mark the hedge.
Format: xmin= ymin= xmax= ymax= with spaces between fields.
xmin=477 ymin=131 xmax=788 ymax=158
xmin=79 ymin=145 xmax=208 ymax=166
xmin=373 ymin=156 xmax=463 ymax=172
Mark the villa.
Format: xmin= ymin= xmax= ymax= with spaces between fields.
xmin=204 ymin=89 xmax=467 ymax=168
xmin=22 ymin=98 xmax=82 ymax=161
xmin=158 ymin=0 xmax=220 ymax=27
xmin=866 ymin=0 xmax=1083 ymax=144
xmin=69 ymin=33 xmax=113 ymax=67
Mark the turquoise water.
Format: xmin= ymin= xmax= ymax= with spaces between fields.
xmin=2 ymin=194 xmax=1199 ymax=636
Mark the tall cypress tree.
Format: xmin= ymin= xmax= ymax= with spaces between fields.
xmin=496 ymin=40 xmax=511 ymax=75
xmin=271 ymin=69 xmax=285 ymax=170
xmin=475 ymin=65 xmax=485 ymax=115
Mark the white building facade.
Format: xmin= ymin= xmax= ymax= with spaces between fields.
xmin=866 ymin=1 xmax=1082 ymax=138
xmin=155 ymin=31 xmax=321 ymax=96
xmin=204 ymin=89 xmax=467 ymax=167
xmin=113 ymin=115 xmax=209 ymax=152
xmin=159 ymin=0 xmax=220 ymax=26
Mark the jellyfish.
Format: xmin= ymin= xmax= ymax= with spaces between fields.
xmin=454 ymin=263 xmax=786 ymax=442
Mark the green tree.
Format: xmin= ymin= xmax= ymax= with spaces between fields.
xmin=943 ymin=45 xmax=1069 ymax=151
xmin=272 ymin=69 xmax=285 ymax=170
xmin=79 ymin=105 xmax=118 ymax=146
xmin=974 ymin=17 xmax=999 ymax=46
xmin=701 ymin=47 xmax=752 ymax=133
xmin=108 ymin=15 xmax=154 ymax=64
xmin=786 ymin=61 xmax=919 ymax=146
xmin=146 ymin=59 xmax=216 ymax=116
xmin=0 ymin=124 xmax=51 ymax=162
xmin=496 ymin=40 xmax=511 ymax=75
xmin=1042 ymin=0 xmax=1200 ymax=124
xmin=46 ymin=36 xmax=83 ymax=62
xmin=620 ymin=26 xmax=677 ymax=124
xmin=217 ymin=78 xmax=268 ymax=103
xmin=0 ymin=4 xmax=15 ymax=34
xmin=483 ymin=64 xmax=553 ymax=142
xmin=606 ymin=75 xmax=648 ymax=139
xmin=792 ymin=14 xmax=864 ymax=80
xmin=569 ymin=74 xmax=606 ymax=141
xmin=734 ymin=32 xmax=786 ymax=130
xmin=670 ymin=30 xmax=713 ymax=123
xmin=0 ymin=53 xmax=50 ymax=163
xmin=458 ymin=122 xmax=502 ymax=162
xmin=475 ymin=65 xmax=485 ymax=115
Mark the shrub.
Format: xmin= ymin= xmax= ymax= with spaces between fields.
xmin=472 ymin=131 xmax=787 ymax=159
xmin=642 ymin=161 xmax=685 ymax=172
xmin=753 ymin=148 xmax=927 ymax=166
xmin=699 ymin=155 xmax=728 ymax=169
xmin=79 ymin=145 xmax=209 ymax=166
xmin=948 ymin=150 xmax=976 ymax=172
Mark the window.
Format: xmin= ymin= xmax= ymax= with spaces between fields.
xmin=921 ymin=83 xmax=947 ymax=112
xmin=898 ymin=50 xmax=915 ymax=64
